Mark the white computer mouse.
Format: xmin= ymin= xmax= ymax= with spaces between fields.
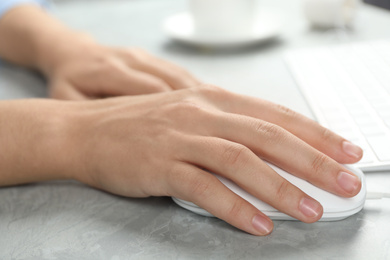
xmin=173 ymin=162 xmax=366 ymax=221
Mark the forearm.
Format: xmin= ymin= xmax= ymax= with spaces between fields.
xmin=0 ymin=4 xmax=94 ymax=76
xmin=0 ymin=99 xmax=75 ymax=186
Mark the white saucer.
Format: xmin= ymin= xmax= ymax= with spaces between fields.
xmin=162 ymin=10 xmax=283 ymax=48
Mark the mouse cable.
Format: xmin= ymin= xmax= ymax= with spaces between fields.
xmin=366 ymin=192 xmax=390 ymax=200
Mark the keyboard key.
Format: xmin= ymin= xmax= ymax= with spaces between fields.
xmin=360 ymin=125 xmax=384 ymax=136
xmin=366 ymin=135 xmax=390 ymax=161
xmin=354 ymin=116 xmax=376 ymax=127
xmin=359 ymin=150 xmax=375 ymax=164
xmin=349 ymin=107 xmax=369 ymax=118
xmin=333 ymin=130 xmax=359 ymax=141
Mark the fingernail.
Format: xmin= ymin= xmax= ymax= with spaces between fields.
xmin=342 ymin=141 xmax=363 ymax=159
xmin=299 ymin=197 xmax=322 ymax=218
xmin=252 ymin=214 xmax=273 ymax=235
xmin=337 ymin=171 xmax=361 ymax=194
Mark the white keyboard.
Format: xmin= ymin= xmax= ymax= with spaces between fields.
xmin=285 ymin=40 xmax=390 ymax=172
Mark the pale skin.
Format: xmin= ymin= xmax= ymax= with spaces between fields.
xmin=0 ymin=5 xmax=363 ymax=236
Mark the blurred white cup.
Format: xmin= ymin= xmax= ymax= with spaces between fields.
xmin=189 ymin=0 xmax=258 ymax=39
xmin=303 ymin=0 xmax=359 ymax=28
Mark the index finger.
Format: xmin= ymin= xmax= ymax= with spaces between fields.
xmin=212 ymin=89 xmax=363 ymax=164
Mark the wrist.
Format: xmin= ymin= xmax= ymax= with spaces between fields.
xmin=0 ymin=5 xmax=96 ymax=76
xmin=34 ymin=30 xmax=97 ymax=77
xmin=0 ymin=99 xmax=83 ymax=186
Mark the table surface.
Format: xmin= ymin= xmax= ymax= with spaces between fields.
xmin=1 ymin=0 xmax=390 ymax=259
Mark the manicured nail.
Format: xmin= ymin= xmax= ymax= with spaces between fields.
xmin=252 ymin=214 xmax=273 ymax=235
xmin=342 ymin=141 xmax=363 ymax=159
xmin=299 ymin=197 xmax=322 ymax=218
xmin=337 ymin=171 xmax=361 ymax=194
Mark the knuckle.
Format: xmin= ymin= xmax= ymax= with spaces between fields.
xmin=255 ymin=121 xmax=284 ymax=142
xmin=161 ymin=99 xmax=209 ymax=124
xmin=227 ymin=198 xmax=246 ymax=219
xmin=186 ymin=174 xmax=212 ymax=199
xmin=275 ymin=179 xmax=291 ymax=202
xmin=319 ymin=126 xmax=334 ymax=143
xmin=126 ymin=47 xmax=147 ymax=57
xmin=124 ymin=48 xmax=148 ymax=65
xmin=221 ymin=144 xmax=250 ymax=167
xmin=274 ymin=103 xmax=297 ymax=118
xmin=271 ymin=103 xmax=302 ymax=126
xmin=100 ymin=57 xmax=122 ymax=72
xmin=196 ymin=84 xmax=227 ymax=96
xmin=165 ymin=165 xmax=208 ymax=198
xmin=146 ymin=79 xmax=169 ymax=92
xmin=311 ymin=153 xmax=329 ymax=173
xmin=173 ymin=66 xmax=191 ymax=76
xmin=174 ymin=100 xmax=203 ymax=111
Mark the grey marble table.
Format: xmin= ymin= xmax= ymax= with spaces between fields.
xmin=1 ymin=0 xmax=390 ymax=259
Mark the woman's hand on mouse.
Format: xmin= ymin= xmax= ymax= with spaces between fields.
xmin=0 ymin=5 xmax=364 ymax=236
xmin=0 ymin=5 xmax=200 ymax=100
xmin=2 ymin=85 xmax=362 ymax=236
